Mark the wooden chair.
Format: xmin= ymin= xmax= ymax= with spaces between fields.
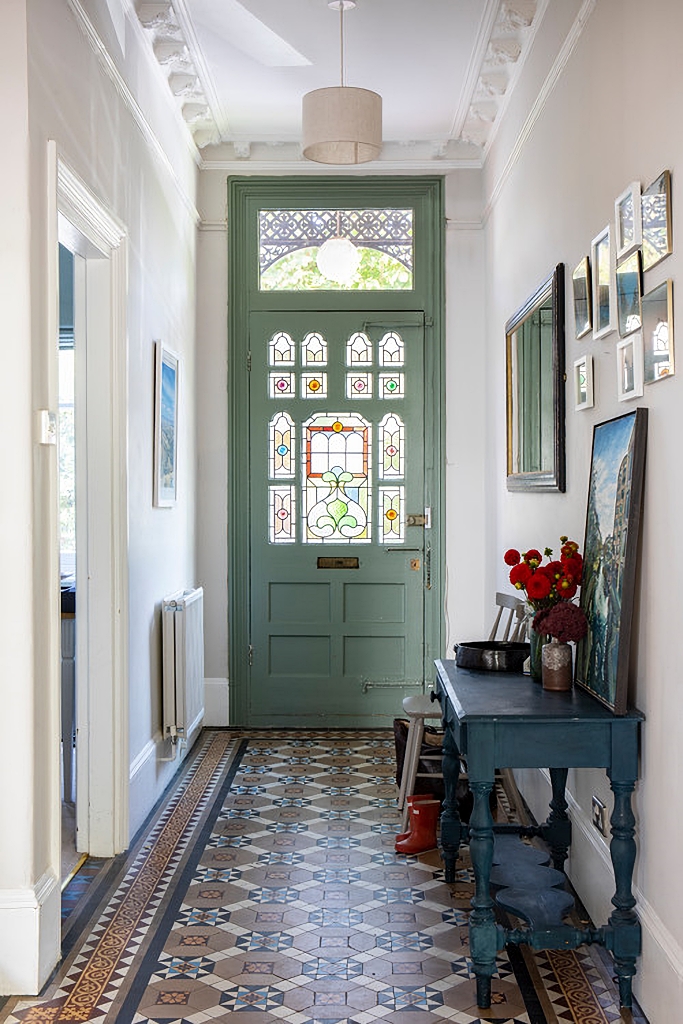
xmin=396 ymin=592 xmax=527 ymax=829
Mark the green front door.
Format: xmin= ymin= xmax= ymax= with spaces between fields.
xmin=248 ymin=310 xmax=427 ymax=726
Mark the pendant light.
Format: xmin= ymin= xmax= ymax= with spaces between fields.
xmin=316 ymin=211 xmax=361 ymax=282
xmin=302 ymin=0 xmax=382 ymax=165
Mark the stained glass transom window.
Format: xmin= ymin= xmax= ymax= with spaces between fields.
xmin=302 ymin=332 xmax=327 ymax=366
xmin=380 ymin=487 xmax=405 ymax=542
xmin=302 ymin=413 xmax=371 ymax=543
xmin=347 ymin=332 xmax=372 ymax=365
xmin=379 ymin=331 xmax=404 ymax=366
xmin=269 ymin=331 xmax=295 ymax=365
xmin=269 ymin=412 xmax=295 ymax=478
xmin=259 ymin=209 xmax=413 ymax=292
xmin=379 ymin=413 xmax=405 ymax=478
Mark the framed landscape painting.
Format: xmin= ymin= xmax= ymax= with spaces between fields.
xmin=575 ymin=409 xmax=647 ymax=714
xmin=154 ymin=341 xmax=179 ymax=507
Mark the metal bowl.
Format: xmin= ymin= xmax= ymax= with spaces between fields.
xmin=454 ymin=640 xmax=530 ymax=673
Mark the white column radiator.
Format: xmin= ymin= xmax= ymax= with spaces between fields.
xmin=161 ymin=587 xmax=205 ymax=743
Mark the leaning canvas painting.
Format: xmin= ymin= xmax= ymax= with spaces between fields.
xmin=575 ymin=409 xmax=647 ymax=713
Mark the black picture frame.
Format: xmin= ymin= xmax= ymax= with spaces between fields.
xmin=575 ymin=409 xmax=648 ymax=714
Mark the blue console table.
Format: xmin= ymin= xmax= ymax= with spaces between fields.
xmin=434 ymin=658 xmax=644 ymax=1011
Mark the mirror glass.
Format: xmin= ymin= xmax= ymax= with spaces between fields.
xmin=506 ymin=264 xmax=566 ymax=491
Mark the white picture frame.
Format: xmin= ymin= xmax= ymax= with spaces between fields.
xmin=616 ymin=333 xmax=643 ymax=402
xmin=615 ymin=181 xmax=642 ymax=262
xmin=574 ymin=355 xmax=594 ymax=410
xmin=591 ymin=225 xmax=615 ymax=339
xmin=153 ymin=340 xmax=179 ymax=507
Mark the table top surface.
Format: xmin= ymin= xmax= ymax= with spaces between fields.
xmin=435 ymin=659 xmax=644 ymax=724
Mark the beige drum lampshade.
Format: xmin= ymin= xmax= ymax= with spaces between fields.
xmin=302 ymin=86 xmax=382 ymax=164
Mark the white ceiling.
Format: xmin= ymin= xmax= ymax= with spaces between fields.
xmin=136 ymin=0 xmax=546 ymax=167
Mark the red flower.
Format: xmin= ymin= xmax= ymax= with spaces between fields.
xmin=561 ymin=554 xmax=583 ymax=579
xmin=523 ymin=549 xmax=543 ymax=566
xmin=504 ymin=549 xmax=521 ymax=566
xmin=555 ymin=578 xmax=577 ymax=599
xmin=526 ymin=572 xmax=552 ymax=600
xmin=535 ymin=600 xmax=588 ymax=643
xmin=545 ymin=560 xmax=564 ymax=580
xmin=509 ymin=563 xmax=532 ymax=588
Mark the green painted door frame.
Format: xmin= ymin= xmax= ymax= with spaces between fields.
xmin=227 ymin=176 xmax=445 ymax=727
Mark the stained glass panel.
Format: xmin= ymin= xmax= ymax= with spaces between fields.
xmin=347 ymin=373 xmax=372 ymax=399
xmin=378 ymin=373 xmax=404 ymax=399
xmin=269 ymin=486 xmax=296 ymax=543
xmin=379 ymin=331 xmax=404 ymax=366
xmin=347 ymin=332 xmax=372 ymax=366
xmin=379 ymin=487 xmax=404 ymax=542
xmin=269 ymin=331 xmax=295 ymax=365
xmin=302 ymin=332 xmax=327 ymax=366
xmin=301 ymin=373 xmax=327 ymax=399
xmin=269 ymin=412 xmax=295 ymax=478
xmin=269 ymin=372 xmax=295 ymax=398
xmin=302 ymin=413 xmax=371 ymax=544
xmin=379 ymin=413 xmax=404 ymax=478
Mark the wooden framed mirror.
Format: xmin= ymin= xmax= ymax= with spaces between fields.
xmin=506 ymin=263 xmax=566 ymax=491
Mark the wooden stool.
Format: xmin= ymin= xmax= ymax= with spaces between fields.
xmin=397 ymin=693 xmax=443 ymax=830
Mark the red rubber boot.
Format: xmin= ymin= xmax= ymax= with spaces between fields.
xmin=394 ymin=799 xmax=441 ymax=854
xmin=395 ymin=793 xmax=434 ymax=845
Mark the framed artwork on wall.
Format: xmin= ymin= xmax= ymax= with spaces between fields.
xmin=154 ymin=341 xmax=179 ymax=507
xmin=641 ymin=169 xmax=672 ymax=271
xmin=642 ymin=279 xmax=674 ymax=383
xmin=615 ymin=250 xmax=642 ymax=337
xmin=573 ymin=355 xmax=594 ymax=410
xmin=591 ymin=226 xmax=614 ymax=339
xmin=616 ymin=333 xmax=643 ymax=401
xmin=615 ymin=181 xmax=642 ymax=261
xmin=572 ymin=257 xmax=592 ymax=339
xmin=575 ymin=408 xmax=648 ymax=714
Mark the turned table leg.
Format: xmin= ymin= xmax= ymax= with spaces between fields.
xmin=608 ymin=777 xmax=641 ymax=1009
xmin=439 ymin=725 xmax=463 ymax=883
xmin=468 ymin=777 xmax=497 ymax=1009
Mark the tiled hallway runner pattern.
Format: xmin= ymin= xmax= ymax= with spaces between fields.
xmin=2 ymin=730 xmax=643 ymax=1024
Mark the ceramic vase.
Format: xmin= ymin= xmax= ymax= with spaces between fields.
xmin=541 ymin=637 xmax=573 ymax=691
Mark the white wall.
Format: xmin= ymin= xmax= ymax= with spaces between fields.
xmin=0 ymin=0 xmax=200 ymax=992
xmin=476 ymin=1 xmax=683 ymax=1018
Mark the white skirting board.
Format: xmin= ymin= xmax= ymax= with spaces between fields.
xmin=204 ymin=678 xmax=229 ymax=726
xmin=0 ymin=872 xmax=60 ymax=994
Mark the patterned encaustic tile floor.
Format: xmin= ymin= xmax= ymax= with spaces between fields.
xmin=0 ymin=730 xmax=649 ymax=1024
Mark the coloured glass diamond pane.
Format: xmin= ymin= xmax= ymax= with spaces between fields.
xmin=379 ymin=331 xmax=404 ymax=366
xmin=379 ymin=413 xmax=404 ymax=478
xmin=269 ymin=372 xmax=295 ymax=398
xmin=302 ymin=332 xmax=327 ymax=366
xmin=378 ymin=373 xmax=404 ymax=399
xmin=302 ymin=412 xmax=371 ymax=543
xmin=269 ymin=331 xmax=295 ymax=365
xmin=302 ymin=373 xmax=327 ymax=399
xmin=346 ymin=332 xmax=372 ymax=366
xmin=347 ymin=373 xmax=372 ymax=399
xmin=269 ymin=486 xmax=296 ymax=543
xmin=380 ymin=487 xmax=404 ymax=542
xmin=269 ymin=412 xmax=295 ymax=478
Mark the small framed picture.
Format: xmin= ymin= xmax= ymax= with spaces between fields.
xmin=615 ymin=250 xmax=642 ymax=337
xmin=642 ymin=279 xmax=674 ymax=383
xmin=616 ymin=333 xmax=643 ymax=401
xmin=154 ymin=341 xmax=179 ymax=507
xmin=615 ymin=181 xmax=642 ymax=261
xmin=574 ymin=355 xmax=594 ymax=410
xmin=641 ymin=169 xmax=672 ymax=271
xmin=572 ymin=257 xmax=592 ymax=339
xmin=591 ymin=226 xmax=614 ymax=339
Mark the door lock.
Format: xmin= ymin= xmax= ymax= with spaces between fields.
xmin=407 ymin=507 xmax=432 ymax=528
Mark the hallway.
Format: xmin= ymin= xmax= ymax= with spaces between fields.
xmin=0 ymin=731 xmax=647 ymax=1024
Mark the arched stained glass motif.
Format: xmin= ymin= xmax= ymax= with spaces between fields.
xmin=346 ymin=332 xmax=372 ymax=366
xmin=379 ymin=331 xmax=404 ymax=366
xmin=347 ymin=373 xmax=372 ymax=399
xmin=380 ymin=487 xmax=405 ymax=542
xmin=269 ymin=331 xmax=295 ymax=365
xmin=302 ymin=332 xmax=327 ymax=366
xmin=302 ymin=413 xmax=371 ymax=543
xmin=269 ymin=486 xmax=296 ymax=543
xmin=269 ymin=412 xmax=295 ymax=478
xmin=378 ymin=373 xmax=404 ymax=399
xmin=379 ymin=413 xmax=404 ymax=478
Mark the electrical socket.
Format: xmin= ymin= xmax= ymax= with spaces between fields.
xmin=591 ymin=795 xmax=608 ymax=836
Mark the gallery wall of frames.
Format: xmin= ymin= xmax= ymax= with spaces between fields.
xmin=571 ymin=170 xmax=673 ymax=410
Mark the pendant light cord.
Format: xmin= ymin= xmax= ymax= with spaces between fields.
xmin=339 ymin=3 xmax=345 ymax=87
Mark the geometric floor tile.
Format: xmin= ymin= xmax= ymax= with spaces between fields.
xmin=0 ymin=729 xmax=650 ymax=1024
